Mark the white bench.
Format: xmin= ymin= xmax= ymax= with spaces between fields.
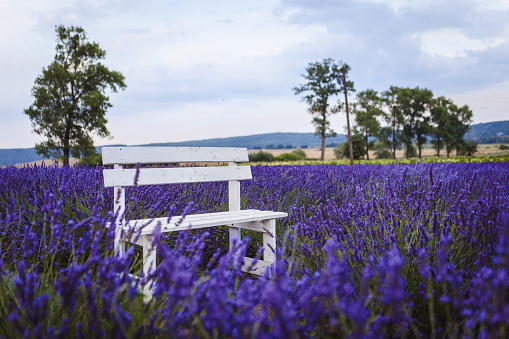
xmin=102 ymin=146 xmax=287 ymax=296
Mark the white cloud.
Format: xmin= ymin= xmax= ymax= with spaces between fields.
xmin=1 ymin=0 xmax=508 ymax=149
xmin=415 ymin=28 xmax=506 ymax=58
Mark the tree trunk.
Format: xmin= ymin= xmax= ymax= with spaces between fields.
xmin=406 ymin=144 xmax=410 ymax=159
xmin=365 ymin=133 xmax=369 ymax=160
xmin=63 ymin=119 xmax=71 ymax=166
xmin=63 ymin=147 xmax=70 ymax=166
xmin=320 ymin=134 xmax=325 ymax=161
xmin=342 ymin=71 xmax=354 ymax=165
xmin=392 ymin=120 xmax=397 ymax=159
xmin=418 ymin=143 xmax=422 ymax=159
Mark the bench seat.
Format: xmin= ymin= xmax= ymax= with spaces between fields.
xmin=123 ymin=210 xmax=288 ymax=236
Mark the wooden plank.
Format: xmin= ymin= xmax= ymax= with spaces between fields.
xmin=228 ymin=162 xmax=241 ymax=247
xmin=241 ymin=257 xmax=274 ymax=275
xmin=263 ymin=219 xmax=276 ymax=263
xmin=113 ymin=164 xmax=126 ymax=256
xmin=102 ymin=147 xmax=249 ymax=165
xmin=103 ymin=165 xmax=252 ymax=187
xmin=124 ymin=210 xmax=288 ymax=235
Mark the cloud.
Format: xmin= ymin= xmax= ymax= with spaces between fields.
xmin=276 ymin=0 xmax=509 ymax=93
xmin=1 ymin=0 xmax=508 ymax=149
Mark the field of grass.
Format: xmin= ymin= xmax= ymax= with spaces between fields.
xmin=1 ymin=161 xmax=508 ymax=337
xmin=249 ymin=144 xmax=509 ymax=162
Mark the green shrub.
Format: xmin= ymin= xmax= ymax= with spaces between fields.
xmin=334 ymin=135 xmax=366 ymax=160
xmin=404 ymin=143 xmax=418 ymax=158
xmin=274 ymin=153 xmax=303 ymax=161
xmin=248 ymin=151 xmax=275 ymax=162
xmin=499 ymin=144 xmax=509 ymax=150
xmin=292 ymin=148 xmax=307 ymax=160
xmin=77 ymin=152 xmax=103 ymax=166
xmin=374 ymin=142 xmax=393 ymax=159
xmin=458 ymin=140 xmax=478 ymax=156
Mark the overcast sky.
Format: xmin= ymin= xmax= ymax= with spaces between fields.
xmin=1 ymin=0 xmax=508 ymax=149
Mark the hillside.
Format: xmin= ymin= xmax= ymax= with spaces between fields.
xmin=138 ymin=132 xmax=347 ymax=150
xmin=0 ymin=133 xmax=347 ymax=166
xmin=465 ymin=120 xmax=509 ymax=143
xmin=2 ymin=120 xmax=508 ymax=166
xmin=0 ymin=148 xmax=49 ymax=167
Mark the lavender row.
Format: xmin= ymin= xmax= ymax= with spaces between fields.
xmin=0 ymin=162 xmax=508 ymax=337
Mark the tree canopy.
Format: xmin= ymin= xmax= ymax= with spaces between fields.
xmin=293 ymin=58 xmax=354 ymax=161
xmin=24 ymin=25 xmax=126 ymax=165
xmin=352 ymin=89 xmax=382 ymax=160
xmin=347 ymin=86 xmax=473 ymax=160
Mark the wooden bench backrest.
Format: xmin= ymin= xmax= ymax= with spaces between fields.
xmin=102 ymin=147 xmax=251 ymax=187
xmin=102 ymin=147 xmax=251 ymax=222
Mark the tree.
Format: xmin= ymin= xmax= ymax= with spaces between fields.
xmin=430 ymin=96 xmax=452 ymax=157
xmin=439 ymin=103 xmax=473 ymax=158
xmin=334 ymin=131 xmax=366 ymax=160
xmin=381 ymin=86 xmax=404 ymax=159
xmin=340 ymin=64 xmax=355 ymax=165
xmin=410 ymin=87 xmax=433 ymax=158
xmin=352 ymin=89 xmax=382 ymax=160
xmin=293 ymin=58 xmax=353 ymax=161
xmin=292 ymin=148 xmax=307 ymax=159
xmin=430 ymin=97 xmax=473 ymax=158
xmin=24 ymin=25 xmax=126 ymax=166
xmin=373 ymin=142 xmax=393 ymax=159
xmin=398 ymin=87 xmax=433 ymax=159
xmin=458 ymin=140 xmax=478 ymax=156
xmin=452 ymin=104 xmax=473 ymax=157
xmin=397 ymin=87 xmax=415 ymax=159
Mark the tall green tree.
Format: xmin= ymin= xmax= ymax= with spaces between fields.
xmin=293 ymin=58 xmax=354 ymax=161
xmin=334 ymin=130 xmax=366 ymax=160
xmin=435 ymin=102 xmax=473 ymax=158
xmin=430 ymin=96 xmax=453 ymax=157
xmin=339 ymin=64 xmax=355 ymax=165
xmin=381 ymin=86 xmax=404 ymax=159
xmin=352 ymin=89 xmax=382 ymax=160
xmin=398 ymin=87 xmax=433 ymax=159
xmin=24 ymin=25 xmax=126 ymax=166
xmin=397 ymin=87 xmax=415 ymax=159
xmin=452 ymin=104 xmax=474 ymax=157
xmin=409 ymin=87 xmax=433 ymax=158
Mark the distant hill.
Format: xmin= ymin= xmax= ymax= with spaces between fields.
xmin=465 ymin=120 xmax=509 ymax=143
xmin=137 ymin=132 xmax=347 ymax=150
xmin=0 ymin=133 xmax=346 ymax=166
xmin=2 ymin=120 xmax=508 ymax=166
xmin=0 ymin=148 xmax=49 ymax=167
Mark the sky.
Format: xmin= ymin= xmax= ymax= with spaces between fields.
xmin=1 ymin=0 xmax=508 ymax=149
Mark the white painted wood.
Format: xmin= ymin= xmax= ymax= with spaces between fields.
xmin=263 ymin=219 xmax=276 ymax=263
xmin=241 ymin=257 xmax=275 ymax=275
xmin=103 ymin=166 xmax=252 ymax=187
xmin=103 ymin=147 xmax=288 ymax=299
xmin=228 ymin=162 xmax=242 ymax=247
xmin=102 ymin=147 xmax=249 ymax=165
xmin=113 ymin=164 xmax=126 ymax=256
xmin=123 ymin=210 xmax=288 ymax=235
xmin=141 ymin=234 xmax=156 ymax=301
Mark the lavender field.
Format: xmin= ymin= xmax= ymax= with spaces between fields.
xmin=1 ymin=162 xmax=508 ymax=338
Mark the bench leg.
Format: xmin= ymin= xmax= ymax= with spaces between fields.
xmin=240 ymin=219 xmax=277 ymax=275
xmin=114 ymin=227 xmax=125 ymax=256
xmin=140 ymin=234 xmax=156 ymax=302
xmin=229 ymin=226 xmax=241 ymax=248
xmin=263 ymin=219 xmax=276 ymax=263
